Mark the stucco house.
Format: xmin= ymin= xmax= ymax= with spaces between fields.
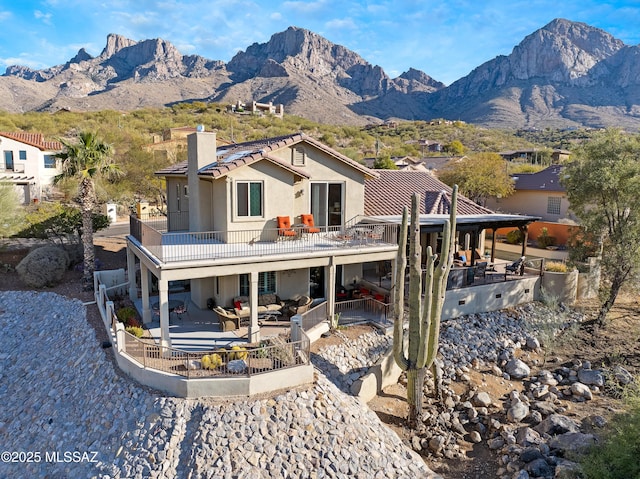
xmin=486 ymin=165 xmax=573 ymax=221
xmin=0 ymin=131 xmax=62 ymax=204
xmin=485 ymin=165 xmax=577 ymax=246
xmin=126 ymin=130 xmax=398 ymax=349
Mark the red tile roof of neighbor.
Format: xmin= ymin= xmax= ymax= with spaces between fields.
xmin=364 ymin=170 xmax=494 ymax=216
xmin=155 ymin=133 xmax=378 ymax=179
xmin=0 ymin=132 xmax=63 ymax=151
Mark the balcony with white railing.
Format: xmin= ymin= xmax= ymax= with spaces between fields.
xmin=129 ymin=214 xmax=399 ymax=264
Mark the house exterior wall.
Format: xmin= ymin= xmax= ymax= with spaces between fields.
xmin=165 ymin=140 xmax=367 ymax=234
xmin=269 ymin=144 xmax=366 ymax=221
xmin=486 ymin=191 xmax=570 ymax=222
xmin=0 ymin=136 xmax=60 ymax=203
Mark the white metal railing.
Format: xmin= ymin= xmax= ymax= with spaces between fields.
xmin=335 ymin=297 xmax=390 ymax=323
xmin=129 ymin=215 xmax=398 ymax=263
xmin=299 ymin=301 xmax=328 ymax=331
xmin=94 ymin=270 xmax=312 ymax=382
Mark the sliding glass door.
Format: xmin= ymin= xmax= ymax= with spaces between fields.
xmin=311 ymin=182 xmax=343 ymax=227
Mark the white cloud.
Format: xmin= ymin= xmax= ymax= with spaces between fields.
xmin=325 ymin=18 xmax=357 ymax=30
xmin=270 ymin=12 xmax=282 ymax=21
xmin=34 ymin=10 xmax=53 ymax=25
xmin=282 ymin=0 xmax=328 ymax=14
xmin=0 ymin=56 xmax=45 ymax=70
xmin=0 ymin=10 xmax=12 ymax=21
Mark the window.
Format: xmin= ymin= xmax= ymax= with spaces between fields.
xmin=44 ymin=155 xmax=56 ymax=169
xmin=239 ymin=272 xmax=276 ymax=296
xmin=547 ymin=197 xmax=561 ymax=215
xmin=4 ymin=151 xmax=14 ymax=170
xmin=236 ymin=181 xmax=263 ymax=217
xmin=19 ymin=150 xmax=27 ymax=160
xmin=292 ymin=146 xmax=306 ymax=166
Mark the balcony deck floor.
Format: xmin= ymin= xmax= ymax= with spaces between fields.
xmin=147 ymin=231 xmax=395 ymax=263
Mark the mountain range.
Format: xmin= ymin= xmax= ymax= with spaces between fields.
xmin=2 ymin=18 xmax=640 ymax=130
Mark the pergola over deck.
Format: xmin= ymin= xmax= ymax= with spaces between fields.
xmin=361 ymin=213 xmax=541 ymax=263
xmin=363 ymin=170 xmax=541 ymax=263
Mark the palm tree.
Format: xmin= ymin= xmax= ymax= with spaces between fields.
xmin=54 ymin=132 xmax=122 ymax=290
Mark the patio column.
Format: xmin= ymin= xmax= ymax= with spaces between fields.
xmin=327 ymin=260 xmax=336 ymax=323
xmin=126 ymin=247 xmax=137 ymax=301
xmin=389 ymin=259 xmax=398 ymax=308
xmin=490 ymin=229 xmax=497 ymax=263
xmin=140 ymin=264 xmax=152 ymax=325
xmin=157 ymin=278 xmax=171 ymax=350
xmin=248 ymin=271 xmax=260 ymax=343
xmin=520 ymin=225 xmax=529 ymax=260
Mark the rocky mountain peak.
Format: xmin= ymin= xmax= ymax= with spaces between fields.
xmin=68 ymin=48 xmax=93 ymax=64
xmin=100 ymin=33 xmax=138 ymax=58
xmin=509 ymin=18 xmax=625 ymax=82
xmin=227 ymin=25 xmax=391 ymax=96
xmin=398 ymin=68 xmax=446 ymax=90
xmin=228 ymin=26 xmax=364 ymax=76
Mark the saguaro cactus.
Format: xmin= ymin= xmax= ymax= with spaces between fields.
xmin=393 ymin=187 xmax=458 ymax=427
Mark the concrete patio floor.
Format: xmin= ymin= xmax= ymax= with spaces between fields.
xmin=134 ymin=295 xmax=292 ymax=352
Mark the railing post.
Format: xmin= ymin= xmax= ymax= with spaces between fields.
xmin=115 ymin=322 xmax=125 ymax=353
xmin=290 ymin=314 xmax=303 ymax=343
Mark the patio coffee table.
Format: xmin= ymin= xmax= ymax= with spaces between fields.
xmin=152 ymin=299 xmax=184 ymax=313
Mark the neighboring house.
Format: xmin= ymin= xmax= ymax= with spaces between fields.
xmin=361 ymin=155 xmax=420 ymax=170
xmin=499 ymin=149 xmax=571 ymax=164
xmin=485 ymin=164 xmax=577 ymax=246
xmin=127 ymin=131 xmax=398 ymax=347
xmin=0 ymin=131 xmax=62 ymax=204
xmin=418 ymin=139 xmax=443 ymax=153
xmin=144 ymin=126 xmax=233 ymax=163
xmin=486 ymin=165 xmax=574 ymax=223
xmin=227 ymin=100 xmax=284 ymax=118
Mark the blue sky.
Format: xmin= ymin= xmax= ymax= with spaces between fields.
xmin=0 ymin=0 xmax=639 ymax=85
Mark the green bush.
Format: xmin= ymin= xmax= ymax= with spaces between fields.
xmin=505 ymin=229 xmax=523 ymax=244
xmin=125 ymin=326 xmax=144 ymax=338
xmin=580 ymin=387 xmax=640 ymax=479
xmin=116 ymin=306 xmax=139 ymax=326
xmin=536 ymin=227 xmax=557 ymax=248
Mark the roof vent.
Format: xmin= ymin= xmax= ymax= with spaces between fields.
xmin=196 ymin=124 xmax=205 ymax=132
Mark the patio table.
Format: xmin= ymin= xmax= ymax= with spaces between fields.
xmin=152 ymin=299 xmax=184 ymax=313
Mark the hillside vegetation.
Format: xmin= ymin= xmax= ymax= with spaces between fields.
xmin=0 ymin=104 xmax=597 ymax=207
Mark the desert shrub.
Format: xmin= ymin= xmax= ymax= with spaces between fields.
xmin=125 ymin=326 xmax=144 ymax=338
xmin=536 ymin=227 xmax=556 ymax=248
xmin=580 ymin=387 xmax=640 ymax=479
xmin=116 ymin=306 xmax=139 ymax=326
xmin=505 ymin=229 xmax=523 ymax=244
xmin=17 ymin=202 xmax=110 ymax=244
xmin=545 ymin=261 xmax=568 ymax=272
xmin=15 ymin=245 xmax=70 ymax=287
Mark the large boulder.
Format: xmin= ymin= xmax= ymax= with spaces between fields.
xmin=16 ymin=245 xmax=70 ymax=288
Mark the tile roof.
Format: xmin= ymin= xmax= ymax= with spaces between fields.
xmin=513 ymin=165 xmax=565 ymax=192
xmin=364 ymin=170 xmax=494 ymax=216
xmin=155 ymin=133 xmax=377 ymax=179
xmin=0 ymin=131 xmax=62 ymax=151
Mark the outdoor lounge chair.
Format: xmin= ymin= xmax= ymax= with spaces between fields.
xmin=277 ymin=216 xmax=297 ymax=238
xmin=300 ymin=214 xmax=321 ymax=233
xmin=367 ymin=224 xmax=385 ymax=240
xmin=505 ymin=256 xmax=526 ymax=276
xmin=213 ymin=307 xmax=241 ymax=332
xmin=474 ymin=261 xmax=488 ymax=279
